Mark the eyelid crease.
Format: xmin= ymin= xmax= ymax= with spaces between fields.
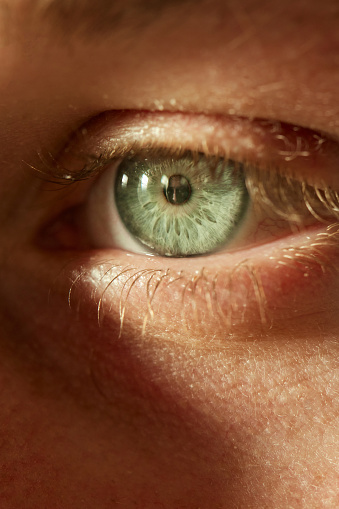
xmin=49 ymin=110 xmax=339 ymax=191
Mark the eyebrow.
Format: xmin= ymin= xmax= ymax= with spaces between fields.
xmin=36 ymin=0 xmax=197 ymax=38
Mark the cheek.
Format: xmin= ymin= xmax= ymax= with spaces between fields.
xmin=2 ymin=235 xmax=338 ymax=381
xmin=59 ymin=235 xmax=339 ymax=346
xmin=1 ymin=242 xmax=338 ymax=506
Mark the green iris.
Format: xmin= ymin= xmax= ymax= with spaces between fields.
xmin=114 ymin=154 xmax=249 ymax=257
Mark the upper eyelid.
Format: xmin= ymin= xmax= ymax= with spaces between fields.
xmin=54 ymin=110 xmax=339 ymax=190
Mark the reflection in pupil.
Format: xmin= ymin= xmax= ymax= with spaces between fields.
xmin=162 ymin=174 xmax=191 ymax=205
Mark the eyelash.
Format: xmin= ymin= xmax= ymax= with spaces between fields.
xmin=37 ymin=141 xmax=339 ymax=230
xmin=66 ymin=220 xmax=339 ymax=338
xmin=33 ymin=115 xmax=339 ymax=337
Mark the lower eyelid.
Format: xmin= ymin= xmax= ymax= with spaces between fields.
xmin=33 ymin=162 xmax=339 ymax=341
xmin=51 ymin=222 xmax=339 ymax=343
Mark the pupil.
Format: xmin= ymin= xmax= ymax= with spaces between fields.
xmin=163 ymin=174 xmax=191 ymax=205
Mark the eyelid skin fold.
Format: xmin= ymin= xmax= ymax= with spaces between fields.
xmin=57 ymin=110 xmax=339 ymax=191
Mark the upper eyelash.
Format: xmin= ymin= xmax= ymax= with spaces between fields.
xmin=32 ymin=130 xmax=339 ymax=334
xmin=28 ymin=113 xmax=339 ymax=338
xmin=246 ymin=167 xmax=339 ymax=225
xmin=30 ymin=143 xmax=339 ymax=229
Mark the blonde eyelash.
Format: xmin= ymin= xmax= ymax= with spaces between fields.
xmin=64 ymin=223 xmax=339 ymax=341
xmin=39 ymin=140 xmax=339 ymax=337
xmin=245 ymin=167 xmax=339 ymax=227
xmin=30 ymin=141 xmax=339 ymax=235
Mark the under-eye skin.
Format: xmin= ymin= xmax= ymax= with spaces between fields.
xmin=37 ymin=111 xmax=339 ymax=338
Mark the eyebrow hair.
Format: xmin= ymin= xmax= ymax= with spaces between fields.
xmin=36 ymin=0 xmax=197 ymax=38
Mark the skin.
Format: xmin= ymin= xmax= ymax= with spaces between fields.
xmin=0 ymin=0 xmax=338 ymax=508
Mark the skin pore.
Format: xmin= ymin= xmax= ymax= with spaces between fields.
xmin=0 ymin=0 xmax=338 ymax=508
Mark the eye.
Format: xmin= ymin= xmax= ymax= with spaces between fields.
xmin=82 ymin=148 xmax=334 ymax=259
xmin=113 ymin=154 xmax=248 ymax=257
xmin=86 ymin=153 xmax=251 ymax=257
xmin=44 ymin=111 xmax=339 ymax=260
xmin=37 ymin=110 xmax=339 ymax=337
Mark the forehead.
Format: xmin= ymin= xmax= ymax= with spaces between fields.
xmin=2 ymin=0 xmax=339 ymax=137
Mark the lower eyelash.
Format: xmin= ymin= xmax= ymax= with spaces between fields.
xmin=34 ymin=142 xmax=339 ymax=335
xmin=65 ymin=223 xmax=339 ymax=341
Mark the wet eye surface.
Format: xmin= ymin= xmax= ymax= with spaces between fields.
xmin=114 ymin=154 xmax=248 ymax=257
